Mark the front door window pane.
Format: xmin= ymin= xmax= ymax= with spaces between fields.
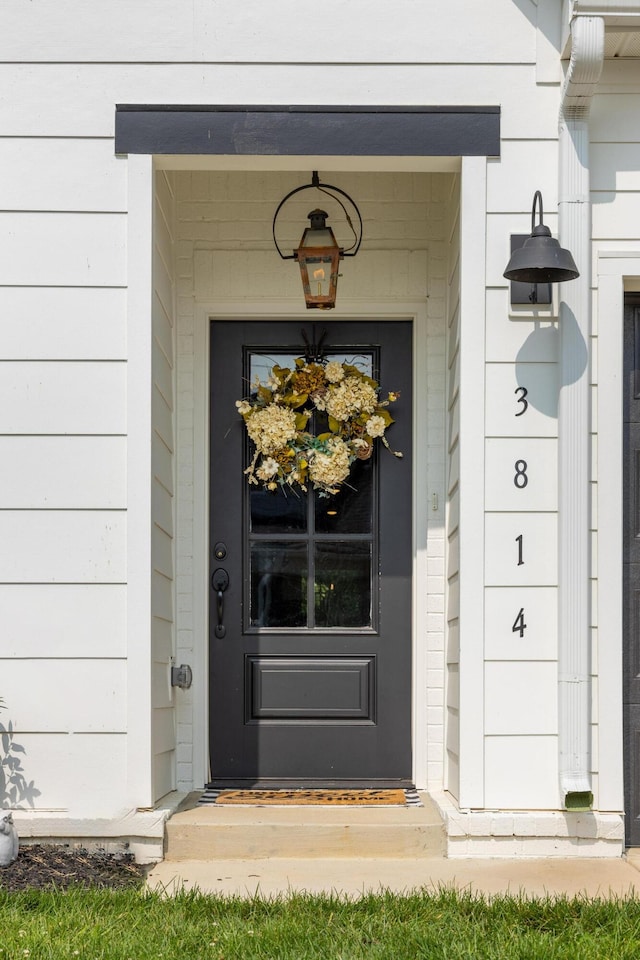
xmin=314 ymin=458 xmax=373 ymax=534
xmin=250 ymin=542 xmax=308 ymax=627
xmin=250 ymin=487 xmax=307 ymax=533
xmin=314 ymin=542 xmax=372 ymax=628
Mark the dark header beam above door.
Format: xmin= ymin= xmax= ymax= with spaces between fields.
xmin=115 ymin=104 xmax=500 ymax=157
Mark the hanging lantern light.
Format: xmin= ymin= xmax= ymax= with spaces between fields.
xmin=273 ymin=172 xmax=362 ymax=309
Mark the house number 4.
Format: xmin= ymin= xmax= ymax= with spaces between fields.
xmin=512 ymin=607 xmax=527 ymax=638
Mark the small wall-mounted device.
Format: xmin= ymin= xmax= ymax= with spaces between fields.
xmin=171 ymin=664 xmax=193 ymax=689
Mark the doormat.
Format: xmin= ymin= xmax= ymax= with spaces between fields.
xmin=199 ymin=788 xmax=422 ymax=806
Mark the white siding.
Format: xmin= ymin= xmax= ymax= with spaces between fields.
xmin=0 ymin=75 xmax=128 ymax=813
xmin=0 ymin=0 xmax=534 ymax=64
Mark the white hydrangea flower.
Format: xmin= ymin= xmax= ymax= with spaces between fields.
xmin=256 ymin=457 xmax=279 ymax=480
xmin=324 ymin=361 xmax=345 ymax=383
xmin=246 ymin=405 xmax=297 ymax=454
xmin=365 ymin=415 xmax=386 ymax=438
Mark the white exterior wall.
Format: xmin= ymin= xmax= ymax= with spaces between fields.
xmin=0 ymin=137 xmax=129 ymax=816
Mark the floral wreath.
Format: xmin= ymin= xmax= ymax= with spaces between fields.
xmin=236 ymin=357 xmax=402 ymax=497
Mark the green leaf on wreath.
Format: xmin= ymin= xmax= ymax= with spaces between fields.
xmin=286 ymin=393 xmax=308 ymax=408
xmin=327 ymin=415 xmax=341 ymax=433
xmin=377 ymin=409 xmax=395 ymax=427
xmin=295 ymin=412 xmax=311 ymax=430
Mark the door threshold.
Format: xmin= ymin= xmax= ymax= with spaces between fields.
xmin=206 ymin=779 xmax=416 ymax=790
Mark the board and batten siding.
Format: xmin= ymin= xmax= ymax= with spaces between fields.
xmin=151 ymin=170 xmax=177 ymax=801
xmin=0 ymin=137 xmax=129 ymax=816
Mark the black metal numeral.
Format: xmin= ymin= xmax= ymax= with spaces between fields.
xmin=515 ymin=386 xmax=528 ymax=417
xmin=516 ymin=534 xmax=524 ymax=566
xmin=512 ymin=608 xmax=527 ymax=638
xmin=514 ymin=460 xmax=528 ymax=488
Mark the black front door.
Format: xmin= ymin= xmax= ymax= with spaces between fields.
xmin=209 ymin=320 xmax=412 ymax=785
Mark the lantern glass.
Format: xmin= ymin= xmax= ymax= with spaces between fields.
xmin=296 ymin=248 xmax=341 ymax=309
xmin=295 ymin=211 xmax=343 ymax=309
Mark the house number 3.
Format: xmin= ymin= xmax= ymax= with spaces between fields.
xmin=515 ymin=386 xmax=528 ymax=416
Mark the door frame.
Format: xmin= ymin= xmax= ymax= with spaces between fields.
xmin=189 ymin=299 xmax=431 ymax=790
xmin=597 ymin=254 xmax=640 ymax=820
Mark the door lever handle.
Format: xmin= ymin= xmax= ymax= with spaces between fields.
xmin=212 ymin=568 xmax=229 ymax=638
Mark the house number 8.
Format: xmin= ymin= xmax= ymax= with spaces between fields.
xmin=514 ymin=460 xmax=528 ymax=488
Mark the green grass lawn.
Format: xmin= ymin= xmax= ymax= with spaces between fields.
xmin=1 ymin=888 xmax=640 ymax=959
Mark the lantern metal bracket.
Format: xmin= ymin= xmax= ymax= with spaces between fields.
xmin=301 ymin=326 xmax=328 ymax=363
xmin=272 ymin=171 xmax=363 ymax=260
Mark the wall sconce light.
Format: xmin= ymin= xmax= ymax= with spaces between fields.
xmin=504 ymin=190 xmax=579 ymax=304
xmin=273 ymin=171 xmax=362 ymax=309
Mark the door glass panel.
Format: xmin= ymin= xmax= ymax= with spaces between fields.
xmin=249 ymin=352 xmax=373 ymax=388
xmin=250 ymin=541 xmax=308 ymax=627
xmin=250 ymin=487 xmax=307 ymax=533
xmin=314 ymin=542 xmax=372 ymax=628
xmin=246 ymin=346 xmax=377 ymax=632
xmin=315 ymin=458 xmax=373 ymax=534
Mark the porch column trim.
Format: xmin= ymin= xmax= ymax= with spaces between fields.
xmin=126 ymin=154 xmax=155 ymax=807
xmin=457 ymin=155 xmax=487 ymax=808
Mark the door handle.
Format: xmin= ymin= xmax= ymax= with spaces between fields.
xmin=212 ymin=568 xmax=229 ymax=638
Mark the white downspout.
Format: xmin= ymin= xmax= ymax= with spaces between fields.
xmin=557 ymin=14 xmax=604 ymax=808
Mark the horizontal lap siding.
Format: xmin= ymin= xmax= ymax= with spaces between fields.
xmin=0 ymin=0 xmax=533 ymax=63
xmin=484 ymin=128 xmax=562 ymax=808
xmin=0 ymin=134 xmax=129 ymax=815
xmin=0 ymin=64 xmax=553 ymax=140
xmin=152 ymin=171 xmax=176 ymax=802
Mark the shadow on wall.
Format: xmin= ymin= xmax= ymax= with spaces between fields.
xmin=0 ymin=698 xmax=40 ymax=809
xmin=515 ymin=310 xmax=588 ymax=419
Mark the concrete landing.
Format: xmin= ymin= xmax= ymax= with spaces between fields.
xmin=147 ymin=854 xmax=640 ymax=899
xmin=164 ymin=792 xmax=446 ymax=861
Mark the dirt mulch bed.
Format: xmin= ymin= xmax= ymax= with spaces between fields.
xmin=0 ymin=844 xmax=147 ymax=891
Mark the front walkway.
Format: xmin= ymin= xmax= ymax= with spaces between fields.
xmin=147 ymin=853 xmax=640 ymax=898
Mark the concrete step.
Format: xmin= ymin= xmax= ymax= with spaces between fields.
xmin=165 ymin=792 xmax=446 ymax=861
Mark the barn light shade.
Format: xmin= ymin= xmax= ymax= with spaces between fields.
xmin=273 ymin=171 xmax=362 ymax=310
xmin=504 ymin=190 xmax=580 ymax=287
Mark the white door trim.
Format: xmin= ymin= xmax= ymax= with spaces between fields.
xmin=597 ymin=252 xmax=640 ymax=812
xmin=189 ymin=300 xmax=435 ymax=789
